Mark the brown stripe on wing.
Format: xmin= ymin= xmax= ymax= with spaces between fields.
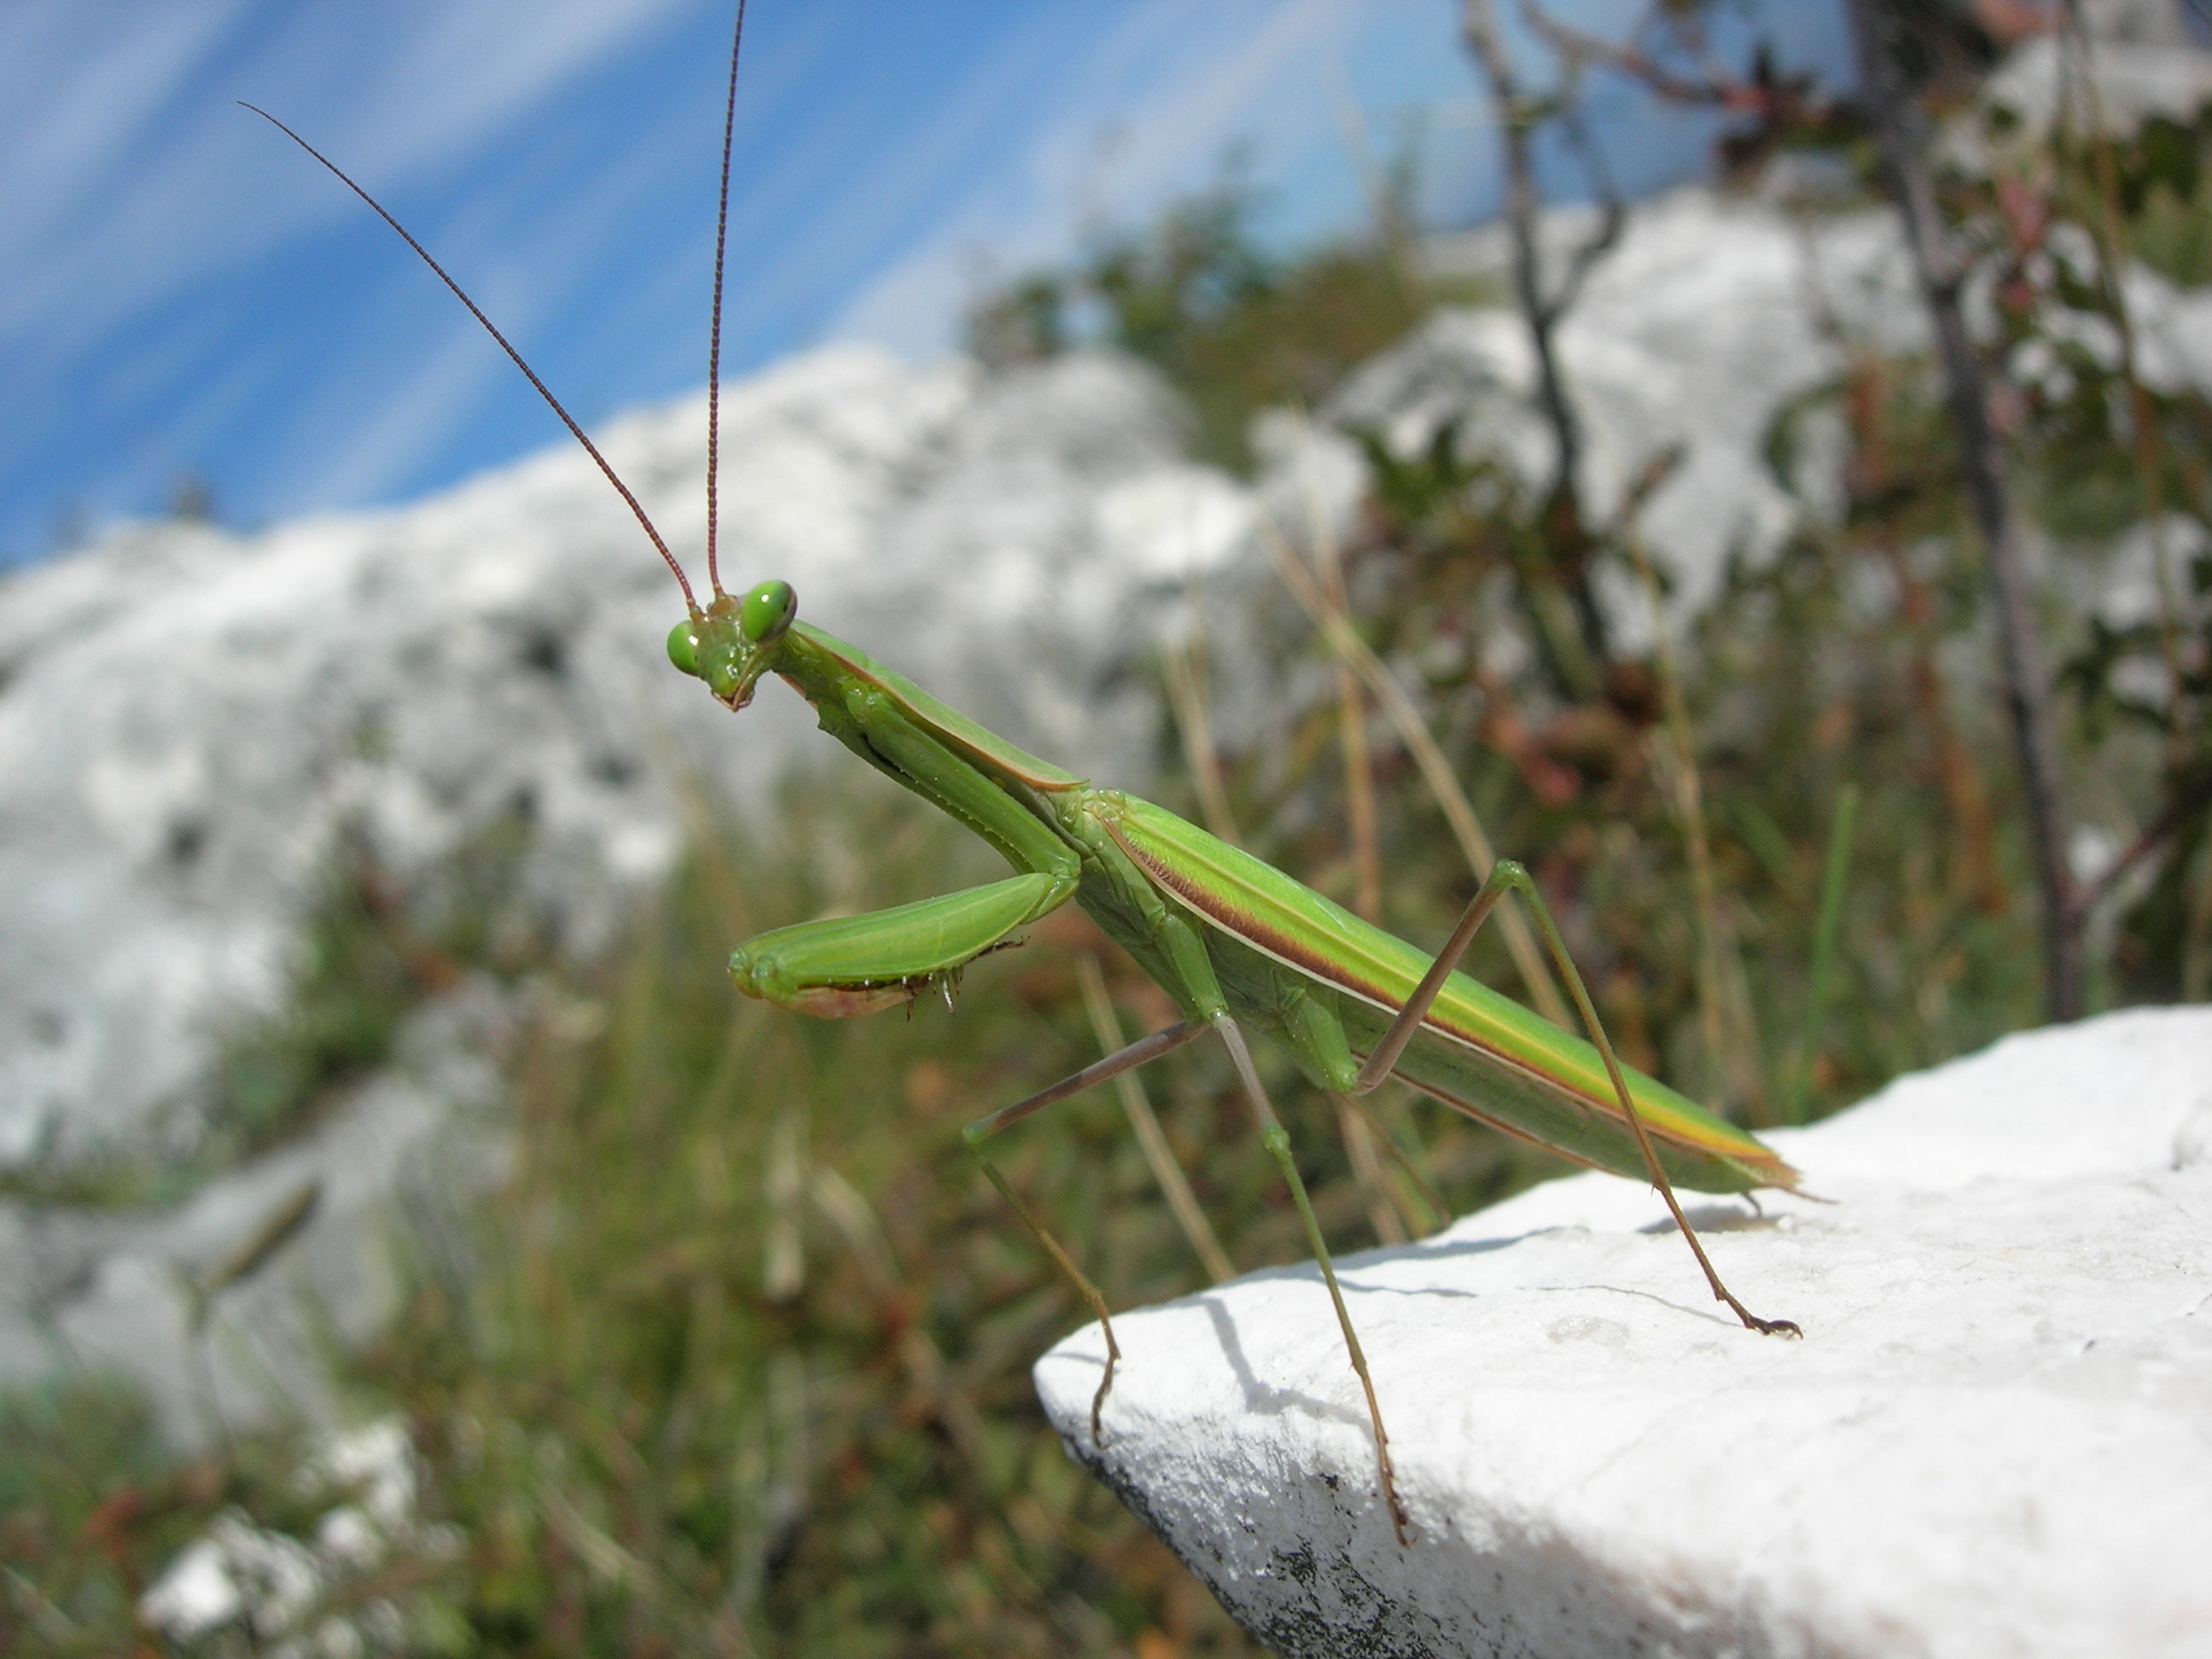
xmin=1108 ymin=821 xmax=1580 ymax=1081
xmin=1111 ymin=824 xmax=1406 ymax=1004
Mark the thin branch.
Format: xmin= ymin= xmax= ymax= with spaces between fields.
xmin=1844 ymin=0 xmax=2084 ymax=1021
xmin=2081 ymin=769 xmax=2212 ymax=917
xmin=1461 ymin=0 xmax=1599 ymax=517
xmin=1517 ymin=0 xmax=1760 ymax=111
xmin=1460 ymin=0 xmax=1627 ymax=681
xmin=1544 ymin=101 xmax=1627 ymax=329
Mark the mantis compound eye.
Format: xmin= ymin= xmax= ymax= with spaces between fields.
xmin=741 ymin=579 xmax=798 ymax=644
xmin=667 ymin=619 xmax=701 ymax=676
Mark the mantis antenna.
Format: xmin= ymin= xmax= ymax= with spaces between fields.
xmin=706 ymin=0 xmax=750 ymax=600
xmin=236 ymin=84 xmax=725 ymax=617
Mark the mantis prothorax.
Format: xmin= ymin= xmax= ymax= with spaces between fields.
xmin=250 ymin=1 xmax=1800 ymax=1545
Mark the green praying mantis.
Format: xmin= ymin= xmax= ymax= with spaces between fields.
xmin=250 ymin=3 xmax=1801 ymax=1544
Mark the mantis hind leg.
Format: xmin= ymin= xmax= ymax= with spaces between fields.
xmin=1353 ymin=859 xmax=1801 ymax=1339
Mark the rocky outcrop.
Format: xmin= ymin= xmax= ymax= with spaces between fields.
xmin=1036 ymin=1008 xmax=2212 ymax=1659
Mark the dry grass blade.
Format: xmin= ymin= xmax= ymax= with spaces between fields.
xmin=1074 ymin=955 xmax=1237 ymax=1284
xmin=1163 ymin=603 xmax=1388 ymax=1222
xmin=1162 ymin=633 xmax=1241 ymax=846
xmin=1259 ymin=515 xmax=1574 ymax=1029
xmin=1625 ymin=518 xmax=1763 ymax=1117
xmin=1331 ymin=1095 xmax=1410 ymax=1245
xmin=1333 ymin=1088 xmax=1449 ymax=1233
xmin=188 ymin=1178 xmax=322 ymax=1329
xmin=1312 ymin=499 xmax=1386 ymax=926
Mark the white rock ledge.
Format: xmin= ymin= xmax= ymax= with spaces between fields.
xmin=1034 ymin=1008 xmax=2212 ymax=1659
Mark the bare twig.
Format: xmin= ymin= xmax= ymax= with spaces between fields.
xmin=2081 ymin=768 xmax=2212 ymax=916
xmin=1460 ymin=0 xmax=1624 ymax=672
xmin=1845 ymin=0 xmax=2083 ymax=1020
xmin=1516 ymin=0 xmax=1761 ymax=113
xmin=1546 ymin=102 xmax=1627 ymax=329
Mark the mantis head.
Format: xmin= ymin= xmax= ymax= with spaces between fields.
xmin=667 ymin=579 xmax=798 ymax=709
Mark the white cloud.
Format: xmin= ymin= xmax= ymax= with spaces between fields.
xmin=0 ymin=0 xmax=694 ymax=350
xmin=829 ymin=0 xmax=1406 ymax=354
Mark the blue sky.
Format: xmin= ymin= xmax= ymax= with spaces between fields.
xmin=0 ymin=0 xmax=1850 ymax=567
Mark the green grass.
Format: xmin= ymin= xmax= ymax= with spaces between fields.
xmin=3 ymin=777 xmax=1545 ymax=1656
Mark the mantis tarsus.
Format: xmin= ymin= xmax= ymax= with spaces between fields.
xmin=253 ymin=2 xmax=1801 ymax=1545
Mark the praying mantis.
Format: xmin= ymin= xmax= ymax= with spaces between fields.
xmin=250 ymin=2 xmax=1800 ymax=1545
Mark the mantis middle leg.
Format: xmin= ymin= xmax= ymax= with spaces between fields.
xmin=968 ymin=907 xmax=1415 ymax=1544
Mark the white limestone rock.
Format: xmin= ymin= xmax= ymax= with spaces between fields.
xmin=1355 ymin=189 xmax=1925 ymax=629
xmin=1372 ymin=183 xmax=2212 ymax=638
xmin=1034 ymin=1007 xmax=2212 ymax=1659
xmin=0 ymin=979 xmax=515 ymax=1447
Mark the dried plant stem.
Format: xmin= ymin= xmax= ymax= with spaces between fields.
xmin=1074 ymin=955 xmax=1237 ymax=1284
xmin=1162 ymin=633 xmax=1241 ymax=847
xmin=1787 ymin=783 xmax=1860 ymax=1126
xmin=1301 ymin=472 xmax=1427 ymax=1243
xmin=1319 ymin=551 xmax=1410 ymax=1243
xmin=1333 ymin=1090 xmax=1451 ymax=1234
xmin=1262 ymin=520 xmax=1575 ymax=1029
xmin=1459 ymin=0 xmax=1623 ymax=672
xmin=1325 ymin=591 xmax=1386 ymax=923
xmin=1842 ymin=357 xmax=2006 ymax=914
xmin=1333 ymin=1094 xmax=1409 ymax=1247
xmin=762 ymin=1106 xmax=806 ymax=1301
xmin=1626 ymin=528 xmax=1760 ymax=1116
xmin=1161 ymin=613 xmax=1392 ymax=1231
xmin=1846 ymin=0 xmax=2083 ymax=1021
xmin=1336 ymin=666 xmax=1385 ymax=923
xmin=2185 ymin=830 xmax=2212 ymax=1003
xmin=1883 ymin=542 xmax=2005 ymax=912
xmin=2059 ymin=2 xmax=2189 ymax=768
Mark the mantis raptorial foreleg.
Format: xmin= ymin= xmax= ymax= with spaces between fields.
xmin=1350 ymin=859 xmax=1801 ymax=1338
xmin=729 ymin=703 xmax=1084 ymax=1015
